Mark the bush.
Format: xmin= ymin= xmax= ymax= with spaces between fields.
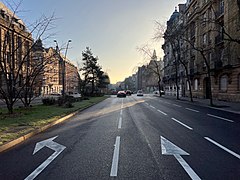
xmin=63 ymin=101 xmax=73 ymax=108
xmin=42 ymin=98 xmax=56 ymax=105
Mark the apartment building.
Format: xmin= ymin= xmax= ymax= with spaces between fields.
xmin=163 ymin=0 xmax=240 ymax=102
xmin=0 ymin=2 xmax=33 ymax=94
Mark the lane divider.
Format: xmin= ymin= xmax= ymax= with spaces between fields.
xmin=207 ymin=114 xmax=234 ymax=123
xmin=205 ymin=137 xmax=240 ymax=160
xmin=185 ymin=108 xmax=199 ymax=113
xmin=171 ymin=118 xmax=193 ymax=130
xmin=110 ymin=136 xmax=121 ymax=177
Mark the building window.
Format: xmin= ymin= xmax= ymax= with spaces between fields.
xmin=194 ymin=79 xmax=198 ymax=90
xmin=219 ymin=75 xmax=228 ymax=92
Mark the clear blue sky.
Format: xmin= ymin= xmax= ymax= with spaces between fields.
xmin=5 ymin=0 xmax=186 ymax=84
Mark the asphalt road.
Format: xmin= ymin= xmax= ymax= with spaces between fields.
xmin=0 ymin=94 xmax=240 ymax=180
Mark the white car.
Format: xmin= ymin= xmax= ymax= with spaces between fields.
xmin=67 ymin=92 xmax=82 ymax=98
xmin=137 ymin=90 xmax=143 ymax=96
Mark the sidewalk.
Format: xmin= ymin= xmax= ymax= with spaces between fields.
xmin=160 ymin=95 xmax=240 ymax=114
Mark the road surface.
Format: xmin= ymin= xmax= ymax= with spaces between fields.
xmin=0 ymin=94 xmax=240 ymax=179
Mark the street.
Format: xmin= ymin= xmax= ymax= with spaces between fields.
xmin=0 ymin=94 xmax=240 ymax=180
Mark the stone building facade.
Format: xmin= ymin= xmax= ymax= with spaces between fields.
xmin=0 ymin=2 xmax=33 ymax=94
xmin=163 ymin=0 xmax=240 ymax=102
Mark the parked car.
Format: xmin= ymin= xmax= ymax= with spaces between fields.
xmin=136 ymin=90 xmax=143 ymax=96
xmin=125 ymin=90 xmax=132 ymax=96
xmin=117 ymin=91 xmax=126 ymax=98
xmin=153 ymin=90 xmax=165 ymax=95
xmin=67 ymin=92 xmax=82 ymax=98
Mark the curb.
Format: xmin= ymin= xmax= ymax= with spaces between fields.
xmin=0 ymin=102 xmax=100 ymax=153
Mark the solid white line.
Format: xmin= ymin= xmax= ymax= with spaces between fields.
xmin=207 ymin=114 xmax=234 ymax=123
xmin=186 ymin=108 xmax=199 ymax=113
xmin=157 ymin=109 xmax=167 ymax=116
xmin=173 ymin=104 xmax=182 ymax=107
xmin=118 ymin=117 xmax=122 ymax=129
xmin=110 ymin=136 xmax=121 ymax=177
xmin=174 ymin=154 xmax=201 ymax=180
xmin=205 ymin=137 xmax=240 ymax=160
xmin=171 ymin=118 xmax=193 ymax=130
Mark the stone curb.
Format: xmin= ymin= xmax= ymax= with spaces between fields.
xmin=0 ymin=103 xmax=99 ymax=153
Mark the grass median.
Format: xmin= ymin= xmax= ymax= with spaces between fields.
xmin=0 ymin=96 xmax=108 ymax=146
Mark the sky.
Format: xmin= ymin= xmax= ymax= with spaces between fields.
xmin=4 ymin=0 xmax=186 ymax=84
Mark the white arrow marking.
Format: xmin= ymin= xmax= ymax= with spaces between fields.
xmin=25 ymin=136 xmax=66 ymax=180
xmin=161 ymin=136 xmax=201 ymax=180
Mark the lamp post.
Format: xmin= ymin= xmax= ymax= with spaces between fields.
xmin=54 ymin=40 xmax=71 ymax=96
xmin=64 ymin=40 xmax=71 ymax=93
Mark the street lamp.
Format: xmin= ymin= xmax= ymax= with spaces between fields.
xmin=53 ymin=40 xmax=71 ymax=96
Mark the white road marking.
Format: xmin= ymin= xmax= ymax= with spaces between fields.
xmin=185 ymin=108 xmax=199 ymax=113
xmin=205 ymin=137 xmax=240 ymax=160
xmin=207 ymin=114 xmax=234 ymax=123
xmin=171 ymin=118 xmax=193 ymax=130
xmin=120 ymin=109 xmax=123 ymax=116
xmin=174 ymin=155 xmax=201 ymax=180
xmin=150 ymin=105 xmax=156 ymax=109
xmin=173 ymin=104 xmax=182 ymax=107
xmin=145 ymin=102 xmax=149 ymax=105
xmin=157 ymin=110 xmax=167 ymax=116
xmin=110 ymin=136 xmax=121 ymax=177
xmin=118 ymin=117 xmax=122 ymax=129
xmin=165 ymin=102 xmax=171 ymax=105
xmin=161 ymin=136 xmax=201 ymax=180
xmin=25 ymin=136 xmax=66 ymax=180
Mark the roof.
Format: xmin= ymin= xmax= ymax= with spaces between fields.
xmin=0 ymin=2 xmax=25 ymax=26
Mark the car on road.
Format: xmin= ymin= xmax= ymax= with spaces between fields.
xmin=125 ymin=90 xmax=132 ymax=96
xmin=136 ymin=90 xmax=143 ymax=96
xmin=153 ymin=90 xmax=165 ymax=95
xmin=117 ymin=91 xmax=126 ymax=98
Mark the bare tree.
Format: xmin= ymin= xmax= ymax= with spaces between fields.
xmin=0 ymin=1 xmax=56 ymax=113
xmin=137 ymin=44 xmax=163 ymax=96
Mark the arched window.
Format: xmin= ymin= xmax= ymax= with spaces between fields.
xmin=219 ymin=75 xmax=228 ymax=92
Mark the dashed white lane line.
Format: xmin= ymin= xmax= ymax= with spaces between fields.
xmin=207 ymin=114 xmax=234 ymax=123
xmin=185 ymin=108 xmax=199 ymax=113
xmin=120 ymin=109 xmax=123 ymax=116
xmin=205 ymin=137 xmax=240 ymax=160
xmin=110 ymin=136 xmax=121 ymax=177
xmin=173 ymin=104 xmax=182 ymax=107
xmin=118 ymin=117 xmax=122 ymax=129
xmin=150 ymin=105 xmax=156 ymax=109
xmin=171 ymin=118 xmax=193 ymax=130
xmin=157 ymin=109 xmax=168 ymax=116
